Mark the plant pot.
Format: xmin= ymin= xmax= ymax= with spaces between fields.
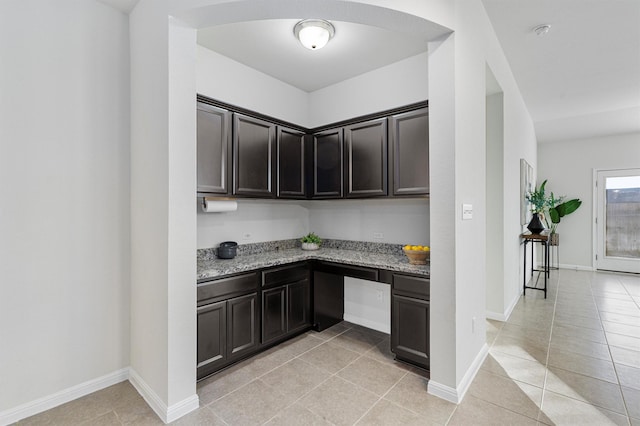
xmin=217 ymin=241 xmax=238 ymax=259
xmin=301 ymin=242 xmax=320 ymax=251
xmin=527 ymin=213 xmax=545 ymax=234
xmin=549 ymin=233 xmax=559 ymax=246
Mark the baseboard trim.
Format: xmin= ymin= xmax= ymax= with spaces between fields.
xmin=0 ymin=368 xmax=129 ymax=426
xmin=486 ymin=291 xmax=519 ymax=322
xmin=427 ymin=343 xmax=489 ymax=404
xmin=343 ymin=313 xmax=390 ymax=334
xmin=559 ymin=264 xmax=595 ymax=271
xmin=166 ymin=394 xmax=200 ymax=424
xmin=457 ymin=343 xmax=489 ymax=400
xmin=485 ymin=310 xmax=505 ymax=321
xmin=129 ymin=368 xmax=199 ymax=424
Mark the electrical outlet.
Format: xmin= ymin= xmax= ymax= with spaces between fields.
xmin=373 ymin=232 xmax=383 ymax=239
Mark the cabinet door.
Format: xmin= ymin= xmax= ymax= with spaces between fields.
xmin=389 ymin=108 xmax=429 ymax=195
xmin=262 ymin=286 xmax=287 ymax=344
xmin=391 ymin=294 xmax=430 ymax=369
xmin=233 ymin=114 xmax=276 ymax=197
xmin=288 ymin=279 xmax=311 ymax=333
xmin=277 ymin=127 xmax=306 ymax=198
xmin=197 ymin=301 xmax=227 ymax=379
xmin=227 ymin=293 xmax=259 ymax=358
xmin=345 ymin=118 xmax=388 ymax=197
xmin=197 ymin=103 xmax=231 ymax=194
xmin=312 ymin=128 xmax=343 ymax=198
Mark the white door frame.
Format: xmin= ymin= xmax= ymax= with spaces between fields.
xmin=593 ymin=168 xmax=640 ymax=273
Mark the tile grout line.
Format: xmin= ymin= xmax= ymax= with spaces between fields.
xmin=539 ymin=268 xmax=561 ymax=419
xmin=204 ymin=327 xmax=352 ymax=408
xmin=262 ymin=328 xmax=406 ymax=425
xmin=258 ymin=324 xmax=362 ymax=425
xmin=350 ymin=370 xmax=411 ymax=425
xmin=593 ymin=274 xmax=634 ymax=422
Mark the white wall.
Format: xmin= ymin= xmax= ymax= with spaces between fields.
xmin=428 ymin=0 xmax=538 ymax=399
xmin=197 ymin=45 xmax=308 ymax=126
xmin=309 ymin=199 xmax=429 ymax=244
xmin=308 ymin=52 xmax=429 ymax=128
xmin=0 ymin=0 xmax=130 ymax=416
xmin=538 ymin=132 xmax=640 ymax=269
xmin=485 ymin=91 xmax=505 ymax=318
xmin=130 ymin=4 xmax=198 ymax=421
xmin=344 ymin=278 xmax=391 ymax=333
xmin=198 ymin=200 xmax=309 ymax=248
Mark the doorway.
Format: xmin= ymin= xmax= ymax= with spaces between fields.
xmin=595 ymin=168 xmax=640 ymax=273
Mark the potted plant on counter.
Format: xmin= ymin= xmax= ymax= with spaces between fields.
xmin=301 ymin=232 xmax=322 ymax=250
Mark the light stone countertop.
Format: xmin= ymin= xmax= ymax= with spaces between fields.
xmin=197 ymin=247 xmax=429 ymax=281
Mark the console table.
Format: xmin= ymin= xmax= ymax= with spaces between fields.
xmin=521 ymin=232 xmax=550 ymax=298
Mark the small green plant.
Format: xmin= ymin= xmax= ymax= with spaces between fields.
xmin=526 ymin=180 xmax=552 ymax=214
xmin=301 ymin=232 xmax=322 ymax=245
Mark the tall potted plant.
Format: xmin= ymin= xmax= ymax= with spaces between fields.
xmin=546 ymin=197 xmax=582 ymax=245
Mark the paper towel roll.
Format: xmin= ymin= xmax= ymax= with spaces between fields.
xmin=202 ymin=199 xmax=238 ymax=213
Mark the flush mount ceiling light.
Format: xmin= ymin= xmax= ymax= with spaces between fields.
xmin=533 ymin=24 xmax=551 ymax=36
xmin=294 ymin=19 xmax=335 ymax=50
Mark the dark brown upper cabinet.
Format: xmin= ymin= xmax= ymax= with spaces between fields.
xmin=312 ymin=128 xmax=343 ymax=199
xmin=233 ymin=114 xmax=276 ymax=197
xmin=197 ymin=102 xmax=232 ymax=195
xmin=277 ymin=127 xmax=306 ymax=198
xmin=344 ymin=118 xmax=388 ymax=198
xmin=389 ymin=108 xmax=429 ymax=196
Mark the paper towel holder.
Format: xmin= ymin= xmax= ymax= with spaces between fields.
xmin=201 ymin=197 xmax=238 ymax=213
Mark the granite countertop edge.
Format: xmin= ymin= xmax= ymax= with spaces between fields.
xmin=197 ymin=247 xmax=429 ymax=281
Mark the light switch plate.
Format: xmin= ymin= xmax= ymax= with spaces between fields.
xmin=462 ymin=204 xmax=473 ymax=220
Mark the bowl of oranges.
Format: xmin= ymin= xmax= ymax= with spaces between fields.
xmin=403 ymin=244 xmax=430 ymax=265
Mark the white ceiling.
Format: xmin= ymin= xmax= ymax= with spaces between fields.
xmin=482 ymin=0 xmax=640 ymax=143
xmin=197 ymin=20 xmax=430 ymax=92
xmin=99 ymin=0 xmax=640 ymax=143
xmin=97 ymin=0 xmax=138 ymax=13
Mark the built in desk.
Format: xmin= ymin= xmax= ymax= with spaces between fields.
xmin=521 ymin=232 xmax=550 ymax=298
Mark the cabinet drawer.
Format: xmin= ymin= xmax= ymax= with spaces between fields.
xmin=393 ymin=274 xmax=430 ymax=299
xmin=197 ymin=272 xmax=258 ymax=305
xmin=262 ymin=264 xmax=309 ymax=287
xmin=315 ymin=261 xmax=378 ymax=281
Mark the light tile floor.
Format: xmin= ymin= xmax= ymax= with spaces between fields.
xmin=17 ymin=269 xmax=640 ymax=425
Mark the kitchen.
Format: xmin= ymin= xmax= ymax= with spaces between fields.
xmin=195 ymin=20 xmax=433 ymax=378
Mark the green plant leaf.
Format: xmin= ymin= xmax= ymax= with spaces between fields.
xmin=549 ymin=207 xmax=560 ymax=223
xmin=558 ymin=199 xmax=582 ymax=216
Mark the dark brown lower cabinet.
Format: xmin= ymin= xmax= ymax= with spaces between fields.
xmin=391 ymin=294 xmax=430 ymax=368
xmin=227 ymin=293 xmax=259 ymax=357
xmin=197 ymin=292 xmax=259 ymax=380
xmin=197 ymin=262 xmax=430 ymax=380
xmin=262 ymin=286 xmax=287 ymax=344
xmin=197 ymin=301 xmax=227 ymax=376
xmin=262 ymin=279 xmax=311 ymax=345
xmin=390 ymin=273 xmax=430 ymax=369
xmin=288 ymin=279 xmax=311 ymax=333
